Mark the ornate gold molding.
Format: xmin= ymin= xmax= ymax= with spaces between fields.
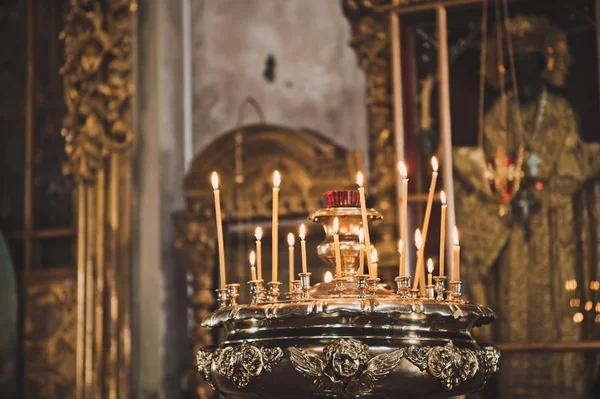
xmin=61 ymin=1 xmax=136 ymax=398
xmin=342 ymin=1 xmax=398 ymax=266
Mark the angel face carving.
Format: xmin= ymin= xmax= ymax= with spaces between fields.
xmin=324 ymin=339 xmax=369 ymax=379
xmin=290 ymin=339 xmax=404 ymax=394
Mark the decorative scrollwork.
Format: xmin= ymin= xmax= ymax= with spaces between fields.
xmin=198 ymin=342 xmax=283 ymax=389
xmin=60 ymin=0 xmax=135 ymax=181
xmin=478 ymin=345 xmax=500 ymax=388
xmin=405 ymin=342 xmax=479 ymax=390
xmin=290 ymin=339 xmax=404 ymax=394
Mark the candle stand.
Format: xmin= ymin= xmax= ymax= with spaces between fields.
xmin=197 ymin=191 xmax=499 ymax=399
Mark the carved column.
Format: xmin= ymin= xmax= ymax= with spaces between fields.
xmin=342 ymin=1 xmax=398 ymax=266
xmin=61 ymin=1 xmax=136 ymax=398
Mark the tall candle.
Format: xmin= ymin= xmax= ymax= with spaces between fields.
xmin=371 ymin=248 xmax=379 ymax=279
xmin=356 ymin=172 xmax=374 ymax=276
xmin=250 ymin=250 xmax=257 ymax=281
xmin=427 ymin=258 xmax=433 ymax=286
xmin=299 ymin=224 xmax=307 ymax=274
xmin=211 ymin=172 xmax=227 ymax=288
xmin=358 ymin=228 xmax=365 ymax=275
xmin=398 ymin=162 xmax=409 ymax=277
xmin=397 ymin=239 xmax=403 ymax=277
xmin=439 ymin=191 xmax=447 ymax=277
xmin=453 ymin=226 xmax=460 ymax=281
xmin=333 ymin=217 xmax=342 ymax=278
xmin=416 ymin=157 xmax=439 ymax=294
xmin=287 ymin=233 xmax=295 ymax=291
xmin=255 ymin=227 xmax=263 ymax=280
xmin=272 ymin=171 xmax=281 ymax=282
xmin=414 ymin=229 xmax=422 ymax=286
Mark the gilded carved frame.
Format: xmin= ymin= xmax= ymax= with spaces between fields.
xmin=61 ymin=0 xmax=136 ymax=398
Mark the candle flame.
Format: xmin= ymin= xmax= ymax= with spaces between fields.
xmin=415 ymin=229 xmax=422 ymax=250
xmin=359 ymin=227 xmax=364 ymax=244
xmin=255 ymin=226 xmax=263 ymax=241
xmin=211 ymin=171 xmax=219 ymax=190
xmin=356 ymin=171 xmax=364 ymax=187
xmin=333 ymin=217 xmax=340 ymax=234
xmin=440 ymin=190 xmax=446 ymax=205
xmin=398 ymin=161 xmax=407 ymax=178
xmin=398 ymin=239 xmax=403 ymax=254
xmin=249 ymin=250 xmax=256 ymax=267
xmin=427 ymin=258 xmax=434 ymax=274
xmin=299 ymin=224 xmax=306 ymax=240
xmin=324 ymin=271 xmax=333 ymax=283
xmin=431 ymin=156 xmax=439 ymax=172
xmin=287 ymin=232 xmax=295 ymax=246
xmin=273 ymin=170 xmax=281 ymax=188
xmin=371 ymin=248 xmax=379 ymax=263
xmin=453 ymin=226 xmax=459 ymax=246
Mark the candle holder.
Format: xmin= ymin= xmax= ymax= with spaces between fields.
xmin=267 ymin=281 xmax=282 ymax=302
xmin=216 ymin=288 xmax=229 ymax=308
xmin=291 ymin=280 xmax=303 ymax=301
xmin=366 ymin=277 xmax=380 ymax=297
xmin=409 ymin=288 xmax=419 ymax=299
xmin=448 ymin=280 xmax=463 ymax=302
xmin=334 ymin=278 xmax=346 ymax=297
xmin=433 ymin=276 xmax=447 ymax=301
xmin=356 ymin=275 xmax=368 ymax=299
xmin=394 ymin=276 xmax=411 ymax=299
xmin=248 ymin=279 xmax=264 ymax=305
xmin=425 ymin=284 xmax=435 ymax=300
xmin=226 ymin=283 xmax=241 ymax=306
xmin=299 ymin=272 xmax=312 ymax=299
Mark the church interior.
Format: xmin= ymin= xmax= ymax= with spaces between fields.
xmin=1 ymin=0 xmax=600 ymax=398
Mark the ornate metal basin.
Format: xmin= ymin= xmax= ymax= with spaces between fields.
xmin=197 ymin=297 xmax=499 ymax=398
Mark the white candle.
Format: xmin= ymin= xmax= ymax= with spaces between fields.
xmin=398 ymin=162 xmax=409 ymax=277
xmin=299 ymin=224 xmax=307 ymax=274
xmin=358 ymin=227 xmax=365 ymax=275
xmin=333 ymin=217 xmax=342 ymax=278
xmin=427 ymin=258 xmax=433 ymax=286
xmin=453 ymin=226 xmax=460 ymax=281
xmin=287 ymin=233 xmax=295 ymax=291
xmin=255 ymin=227 xmax=263 ymax=280
xmin=356 ymin=172 xmax=374 ymax=276
xmin=272 ymin=170 xmax=281 ymax=282
xmin=371 ymin=248 xmax=379 ymax=279
xmin=211 ymin=172 xmax=227 ymax=288
xmin=439 ymin=191 xmax=447 ymax=277
xmin=250 ymin=250 xmax=257 ymax=281
xmin=417 ymin=157 xmax=439 ymax=294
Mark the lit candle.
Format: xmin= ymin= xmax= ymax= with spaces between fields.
xmin=439 ymin=191 xmax=447 ymax=277
xmin=250 ymin=250 xmax=257 ymax=281
xmin=211 ymin=172 xmax=227 ymax=288
xmin=371 ymin=248 xmax=379 ymax=279
xmin=397 ymin=239 xmax=403 ymax=277
xmin=356 ymin=172 xmax=374 ymax=275
xmin=255 ymin=227 xmax=263 ymax=280
xmin=416 ymin=157 xmax=439 ymax=294
xmin=288 ymin=233 xmax=295 ymax=291
xmin=272 ymin=170 xmax=281 ymax=283
xmin=324 ymin=271 xmax=333 ymax=283
xmin=427 ymin=258 xmax=433 ymax=286
xmin=299 ymin=224 xmax=307 ymax=274
xmin=333 ymin=217 xmax=342 ymax=278
xmin=414 ymin=229 xmax=422 ymax=288
xmin=398 ymin=162 xmax=409 ymax=277
xmin=453 ymin=226 xmax=460 ymax=281
xmin=358 ymin=227 xmax=365 ymax=275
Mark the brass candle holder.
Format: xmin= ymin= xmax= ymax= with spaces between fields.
xmin=267 ymin=281 xmax=282 ymax=302
xmin=395 ymin=275 xmax=411 ymax=299
xmin=448 ymin=280 xmax=463 ymax=302
xmin=334 ymin=277 xmax=347 ymax=297
xmin=248 ymin=279 xmax=264 ymax=305
xmin=356 ymin=275 xmax=368 ymax=299
xmin=226 ymin=283 xmax=240 ymax=306
xmin=299 ymin=272 xmax=312 ymax=299
xmin=434 ymin=276 xmax=447 ymax=301
xmin=215 ymin=288 xmax=229 ymax=308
